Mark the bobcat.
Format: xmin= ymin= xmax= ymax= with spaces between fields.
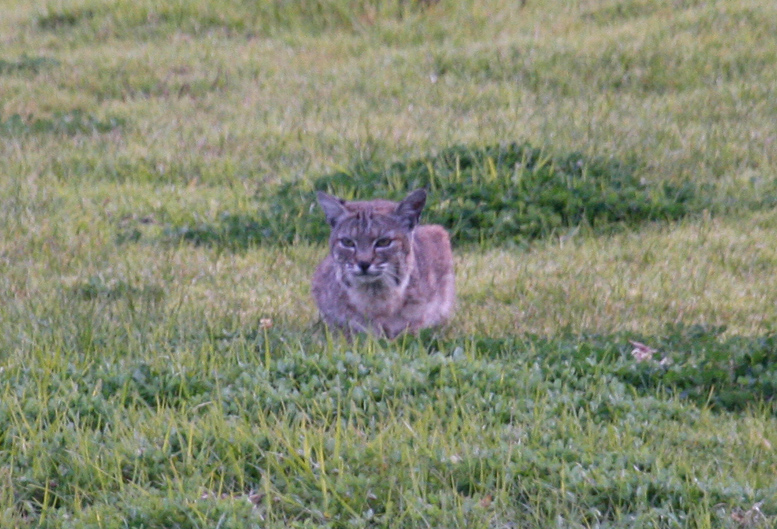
xmin=312 ymin=189 xmax=455 ymax=339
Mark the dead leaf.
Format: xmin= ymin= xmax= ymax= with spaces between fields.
xmin=629 ymin=340 xmax=658 ymax=362
xmin=731 ymin=502 xmax=767 ymax=527
xmin=247 ymin=491 xmax=264 ymax=505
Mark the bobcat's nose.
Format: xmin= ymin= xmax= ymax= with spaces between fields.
xmin=357 ymin=261 xmax=371 ymax=273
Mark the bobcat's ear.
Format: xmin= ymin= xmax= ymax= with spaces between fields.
xmin=395 ymin=189 xmax=427 ymax=229
xmin=317 ymin=191 xmax=348 ymax=227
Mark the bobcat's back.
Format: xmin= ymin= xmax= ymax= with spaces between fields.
xmin=311 ymin=189 xmax=455 ymax=339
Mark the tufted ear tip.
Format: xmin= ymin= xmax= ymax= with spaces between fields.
xmin=317 ymin=191 xmax=347 ymax=227
xmin=395 ymin=188 xmax=427 ymax=229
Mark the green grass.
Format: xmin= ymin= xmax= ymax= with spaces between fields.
xmin=166 ymin=142 xmax=706 ymax=249
xmin=2 ymin=0 xmax=777 ymax=527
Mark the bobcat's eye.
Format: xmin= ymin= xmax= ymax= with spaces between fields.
xmin=339 ymin=238 xmax=356 ymax=248
xmin=374 ymin=238 xmax=392 ymax=248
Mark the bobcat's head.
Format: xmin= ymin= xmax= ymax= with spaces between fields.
xmin=317 ymin=189 xmax=427 ymax=287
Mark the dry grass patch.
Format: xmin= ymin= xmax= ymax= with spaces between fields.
xmin=457 ymin=209 xmax=777 ymax=337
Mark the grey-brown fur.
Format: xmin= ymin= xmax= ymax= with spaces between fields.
xmin=312 ymin=189 xmax=455 ymax=339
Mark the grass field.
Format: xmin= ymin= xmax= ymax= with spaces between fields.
xmin=2 ymin=0 xmax=777 ymax=527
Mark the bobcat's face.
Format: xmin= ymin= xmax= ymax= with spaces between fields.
xmin=330 ymin=216 xmax=410 ymax=286
xmin=317 ymin=190 xmax=427 ymax=289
